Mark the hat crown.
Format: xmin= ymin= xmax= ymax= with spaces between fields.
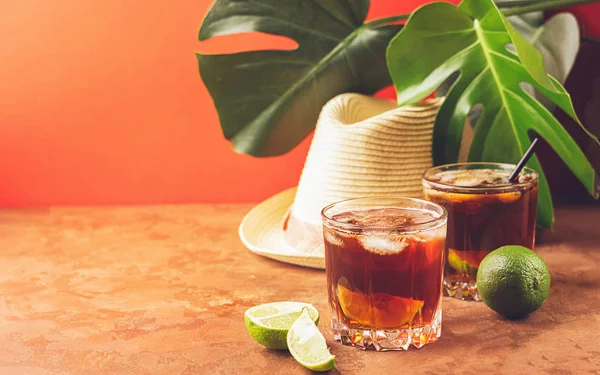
xmin=285 ymin=93 xmax=442 ymax=255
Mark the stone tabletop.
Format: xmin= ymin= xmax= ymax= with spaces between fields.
xmin=0 ymin=204 xmax=599 ymax=375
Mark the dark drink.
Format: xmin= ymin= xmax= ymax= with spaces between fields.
xmin=322 ymin=197 xmax=447 ymax=351
xmin=422 ymin=163 xmax=538 ymax=301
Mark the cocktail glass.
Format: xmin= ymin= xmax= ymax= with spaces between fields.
xmin=322 ymin=197 xmax=447 ymax=351
xmin=422 ymin=162 xmax=538 ymax=301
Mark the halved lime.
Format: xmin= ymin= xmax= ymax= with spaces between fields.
xmin=287 ymin=308 xmax=336 ymax=372
xmin=244 ymin=302 xmax=319 ymax=350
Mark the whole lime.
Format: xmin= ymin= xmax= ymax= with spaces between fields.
xmin=477 ymin=245 xmax=551 ymax=319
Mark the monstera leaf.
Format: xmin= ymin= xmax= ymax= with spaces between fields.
xmin=441 ymin=9 xmax=581 ymax=161
xmin=438 ymin=9 xmax=581 ymax=123
xmin=197 ymin=0 xmax=400 ymax=156
xmin=506 ymin=11 xmax=580 ymax=95
xmin=387 ymin=0 xmax=600 ymax=228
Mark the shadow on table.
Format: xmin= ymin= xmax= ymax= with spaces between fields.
xmin=252 ymin=254 xmax=326 ymax=274
xmin=552 ymin=271 xmax=600 ymax=288
xmin=537 ymin=206 xmax=600 ymax=248
xmin=259 ymin=349 xmax=346 ymax=374
xmin=431 ymin=283 xmax=597 ymax=358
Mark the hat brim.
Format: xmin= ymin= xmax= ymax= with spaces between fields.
xmin=238 ymin=187 xmax=325 ymax=270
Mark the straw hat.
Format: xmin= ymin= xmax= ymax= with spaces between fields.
xmin=239 ymin=93 xmax=443 ymax=269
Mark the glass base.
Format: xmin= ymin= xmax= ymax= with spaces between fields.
xmin=332 ymin=308 xmax=442 ymax=351
xmin=444 ymin=278 xmax=482 ymax=301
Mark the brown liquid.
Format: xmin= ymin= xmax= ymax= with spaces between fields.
xmin=323 ymin=208 xmax=445 ymax=329
xmin=424 ymin=184 xmax=537 ymax=284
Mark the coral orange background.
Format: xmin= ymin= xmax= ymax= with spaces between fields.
xmin=1 ymin=1 xmax=598 ymax=206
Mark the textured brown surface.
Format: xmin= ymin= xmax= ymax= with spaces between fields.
xmin=0 ymin=204 xmax=599 ymax=375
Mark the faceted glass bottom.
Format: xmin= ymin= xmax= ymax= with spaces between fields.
xmin=444 ymin=277 xmax=482 ymax=301
xmin=332 ymin=308 xmax=442 ymax=351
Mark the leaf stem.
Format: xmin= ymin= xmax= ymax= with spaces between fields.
xmin=365 ymin=0 xmax=600 ymax=28
xmin=502 ymin=0 xmax=600 ymax=16
xmin=365 ymin=14 xmax=409 ymax=28
xmin=492 ymin=0 xmax=546 ymax=7
xmin=582 ymin=35 xmax=600 ymax=44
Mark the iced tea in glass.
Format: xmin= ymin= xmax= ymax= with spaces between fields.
xmin=321 ymin=197 xmax=447 ymax=351
xmin=422 ymin=163 xmax=538 ymax=301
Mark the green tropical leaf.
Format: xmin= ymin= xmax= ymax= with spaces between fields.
xmin=442 ymin=10 xmax=581 ymax=161
xmin=197 ymin=0 xmax=400 ymax=156
xmin=438 ymin=9 xmax=581 ymax=123
xmin=386 ymin=0 xmax=600 ymax=228
xmin=506 ymin=11 xmax=580 ymax=95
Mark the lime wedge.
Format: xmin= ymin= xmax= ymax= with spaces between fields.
xmin=287 ymin=308 xmax=336 ymax=372
xmin=244 ymin=302 xmax=319 ymax=350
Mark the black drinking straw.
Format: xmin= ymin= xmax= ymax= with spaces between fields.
xmin=508 ymin=137 xmax=539 ymax=182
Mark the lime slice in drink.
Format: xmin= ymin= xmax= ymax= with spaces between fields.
xmin=244 ymin=302 xmax=319 ymax=350
xmin=287 ymin=308 xmax=336 ymax=372
xmin=448 ymin=249 xmax=480 ymax=278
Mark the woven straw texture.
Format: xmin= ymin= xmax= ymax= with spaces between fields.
xmin=238 ymin=187 xmax=325 ymax=269
xmin=291 ymin=93 xmax=442 ymax=224
xmin=240 ymin=93 xmax=442 ymax=267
